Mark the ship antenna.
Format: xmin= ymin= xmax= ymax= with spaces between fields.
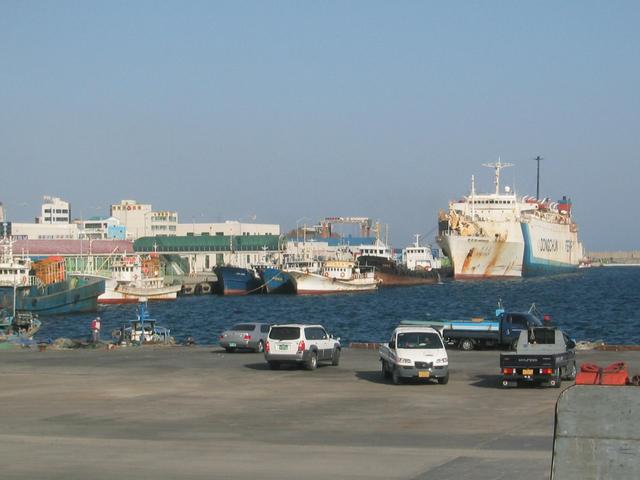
xmin=482 ymin=157 xmax=514 ymax=195
xmin=471 ymin=175 xmax=476 ymax=218
xmin=533 ymin=155 xmax=543 ymax=199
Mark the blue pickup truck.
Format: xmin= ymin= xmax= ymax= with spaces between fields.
xmin=402 ymin=309 xmax=545 ymax=351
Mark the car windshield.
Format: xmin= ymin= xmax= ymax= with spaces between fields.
xmin=230 ymin=324 xmax=256 ymax=331
xmin=269 ymin=327 xmax=300 ymax=340
xmin=396 ymin=332 xmax=443 ymax=349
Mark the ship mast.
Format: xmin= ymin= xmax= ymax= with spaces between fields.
xmin=533 ymin=155 xmax=543 ymax=199
xmin=471 ymin=174 xmax=476 ymax=219
xmin=482 ymin=158 xmax=514 ymax=195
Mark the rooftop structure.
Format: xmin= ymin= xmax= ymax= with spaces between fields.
xmin=37 ymin=196 xmax=70 ymax=224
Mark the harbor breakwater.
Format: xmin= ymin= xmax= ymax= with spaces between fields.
xmin=34 ymin=267 xmax=640 ymax=346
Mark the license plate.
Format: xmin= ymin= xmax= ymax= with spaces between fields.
xmin=523 ymin=369 xmax=534 ymax=375
xmin=418 ymin=371 xmax=430 ymax=378
xmin=229 ymin=342 xmax=236 ymax=347
xmin=278 ymin=344 xmax=288 ymax=351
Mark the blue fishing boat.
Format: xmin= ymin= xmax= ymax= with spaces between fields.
xmin=261 ymin=267 xmax=295 ymax=294
xmin=214 ymin=266 xmax=263 ymax=295
xmin=0 ymin=237 xmax=105 ymax=314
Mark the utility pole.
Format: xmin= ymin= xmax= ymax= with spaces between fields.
xmin=534 ymin=156 xmax=543 ymax=199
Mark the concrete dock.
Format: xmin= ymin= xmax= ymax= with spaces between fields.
xmin=0 ymin=346 xmax=638 ymax=479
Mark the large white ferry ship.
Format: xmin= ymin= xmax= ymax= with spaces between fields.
xmin=437 ymin=161 xmax=532 ymax=278
xmin=438 ymin=161 xmax=584 ymax=278
xmin=520 ymin=196 xmax=584 ymax=275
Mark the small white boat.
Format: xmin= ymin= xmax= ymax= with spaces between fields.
xmin=97 ymin=254 xmax=181 ymax=304
xmin=288 ymin=260 xmax=379 ymax=294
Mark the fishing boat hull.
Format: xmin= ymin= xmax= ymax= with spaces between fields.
xmin=260 ymin=267 xmax=295 ymax=294
xmin=356 ymin=256 xmax=439 ymax=287
xmin=214 ymin=266 xmax=263 ymax=295
xmin=97 ymin=277 xmax=182 ymax=303
xmin=438 ymin=234 xmax=523 ymax=279
xmin=0 ymin=275 xmax=105 ymax=314
xmin=288 ymin=270 xmax=378 ymax=295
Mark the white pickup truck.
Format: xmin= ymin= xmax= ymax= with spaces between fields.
xmin=379 ymin=326 xmax=449 ymax=385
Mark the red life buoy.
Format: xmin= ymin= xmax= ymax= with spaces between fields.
xmin=340 ymin=272 xmax=345 ymax=278
xmin=324 ymin=272 xmax=329 ymax=278
xmin=21 ymin=276 xmax=28 ymax=285
xmin=127 ymin=205 xmax=131 ymax=211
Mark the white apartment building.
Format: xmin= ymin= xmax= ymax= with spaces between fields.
xmin=110 ymin=200 xmax=178 ymax=239
xmin=37 ymin=196 xmax=70 ymax=224
xmin=175 ymin=220 xmax=279 ymax=237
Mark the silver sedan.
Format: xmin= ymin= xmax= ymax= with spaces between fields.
xmin=219 ymin=323 xmax=270 ymax=353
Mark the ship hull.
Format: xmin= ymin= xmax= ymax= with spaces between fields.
xmin=289 ymin=271 xmax=378 ymax=295
xmin=521 ymin=218 xmax=583 ymax=276
xmin=438 ymin=234 xmax=524 ymax=279
xmin=261 ymin=268 xmax=295 ymax=294
xmin=0 ymin=275 xmax=105 ymax=314
xmin=214 ymin=266 xmax=263 ymax=295
xmin=356 ymin=256 xmax=439 ymax=287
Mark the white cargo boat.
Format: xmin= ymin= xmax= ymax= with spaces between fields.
xmin=288 ymin=260 xmax=379 ymax=294
xmin=96 ymin=254 xmax=181 ymax=303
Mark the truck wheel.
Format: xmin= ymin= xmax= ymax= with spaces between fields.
xmin=392 ymin=367 xmax=402 ymax=385
xmin=459 ymin=338 xmax=475 ymax=351
xmin=225 ymin=347 xmax=236 ymax=353
xmin=437 ymin=373 xmax=449 ymax=385
xmin=331 ymin=348 xmax=341 ymax=366
xmin=381 ymin=360 xmax=391 ymax=379
xmin=255 ymin=341 xmax=264 ymax=353
xmin=305 ymin=352 xmax=318 ymax=370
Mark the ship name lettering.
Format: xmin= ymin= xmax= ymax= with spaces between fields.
xmin=539 ymin=238 xmax=559 ymax=252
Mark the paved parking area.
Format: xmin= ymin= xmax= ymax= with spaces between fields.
xmin=0 ymin=346 xmax=637 ymax=479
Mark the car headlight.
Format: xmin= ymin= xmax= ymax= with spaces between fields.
xmin=399 ymin=358 xmax=412 ymax=364
xmin=435 ymin=357 xmax=448 ymax=365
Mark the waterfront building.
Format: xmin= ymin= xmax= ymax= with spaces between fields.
xmin=37 ymin=196 xmax=71 ymax=224
xmin=77 ymin=217 xmax=126 ymax=240
xmin=110 ymin=200 xmax=178 ymax=240
xmin=10 ymin=222 xmax=79 ymax=240
xmin=175 ymin=220 xmax=279 ymax=237
xmin=134 ymin=234 xmax=281 ymax=272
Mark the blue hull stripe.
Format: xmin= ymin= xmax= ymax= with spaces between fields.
xmin=521 ymin=224 xmax=578 ymax=276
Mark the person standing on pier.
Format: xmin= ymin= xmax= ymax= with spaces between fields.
xmin=91 ymin=316 xmax=101 ymax=343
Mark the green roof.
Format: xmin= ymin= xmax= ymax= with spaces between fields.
xmin=134 ymin=235 xmax=280 ymax=253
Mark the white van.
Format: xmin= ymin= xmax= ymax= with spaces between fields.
xmin=379 ymin=326 xmax=449 ymax=385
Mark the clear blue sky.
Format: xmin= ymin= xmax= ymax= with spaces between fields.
xmin=1 ymin=1 xmax=638 ymax=250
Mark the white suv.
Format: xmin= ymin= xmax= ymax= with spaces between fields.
xmin=265 ymin=324 xmax=341 ymax=370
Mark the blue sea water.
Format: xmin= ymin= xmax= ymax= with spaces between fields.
xmin=34 ymin=267 xmax=640 ymax=346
